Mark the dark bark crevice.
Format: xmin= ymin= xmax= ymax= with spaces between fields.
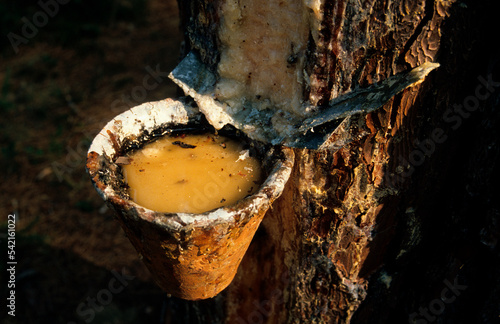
xmin=397 ymin=0 xmax=435 ymax=68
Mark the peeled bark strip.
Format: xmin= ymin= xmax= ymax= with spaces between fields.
xmin=171 ymin=0 xmax=498 ymax=323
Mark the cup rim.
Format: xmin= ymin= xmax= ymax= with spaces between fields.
xmin=86 ymin=98 xmax=294 ymax=231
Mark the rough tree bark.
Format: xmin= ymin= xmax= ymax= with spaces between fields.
xmin=163 ymin=0 xmax=499 ymax=323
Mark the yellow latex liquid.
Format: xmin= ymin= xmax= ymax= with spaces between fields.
xmin=121 ymin=134 xmax=262 ymax=214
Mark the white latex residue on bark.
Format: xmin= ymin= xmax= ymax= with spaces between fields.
xmin=216 ymin=0 xmax=309 ymax=117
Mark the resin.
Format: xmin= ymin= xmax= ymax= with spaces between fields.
xmin=122 ymin=134 xmax=262 ymax=214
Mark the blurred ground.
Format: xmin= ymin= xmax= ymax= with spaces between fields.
xmin=0 ymin=0 xmax=184 ymax=323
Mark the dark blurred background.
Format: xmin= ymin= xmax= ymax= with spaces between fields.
xmin=1 ymin=0 xmax=184 ymax=323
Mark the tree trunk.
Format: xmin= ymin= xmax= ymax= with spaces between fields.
xmin=163 ymin=0 xmax=499 ymax=323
